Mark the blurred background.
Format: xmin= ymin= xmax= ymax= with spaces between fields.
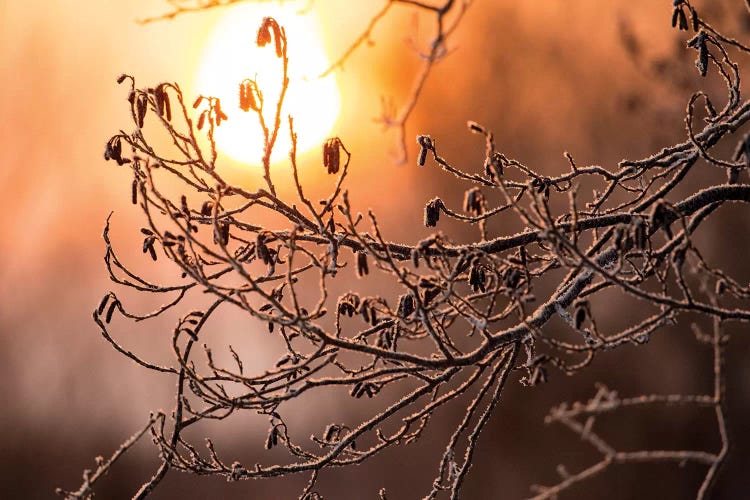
xmin=2 ymin=0 xmax=750 ymax=498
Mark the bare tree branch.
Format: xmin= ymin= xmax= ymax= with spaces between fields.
xmin=62 ymin=1 xmax=750 ymax=498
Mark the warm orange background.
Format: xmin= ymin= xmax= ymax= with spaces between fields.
xmin=2 ymin=1 xmax=750 ymax=498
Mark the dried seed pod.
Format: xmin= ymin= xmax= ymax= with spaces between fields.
xmin=239 ymin=80 xmax=261 ymax=112
xmin=256 ymin=233 xmax=272 ymax=265
xmin=154 ymin=85 xmax=166 ymax=119
xmin=162 ymin=89 xmax=171 ymax=121
xmin=323 ymin=137 xmax=342 ymax=174
xmin=136 ymin=93 xmax=147 ymax=128
xmin=131 ymin=179 xmax=138 ymax=205
xmin=104 ymin=136 xmax=129 ymax=166
xmin=351 ymin=382 xmax=377 ymax=398
xmin=239 ymin=82 xmax=249 ymax=112
xmin=467 ymin=121 xmax=484 ymax=134
xmin=419 ymin=278 xmax=440 ymax=305
xmin=361 ymin=302 xmax=371 ymax=324
xmin=484 ymin=153 xmax=503 ymax=179
xmin=337 ymin=301 xmax=353 ymax=317
xmin=424 ymin=198 xmax=443 ymax=227
xmin=687 ymin=31 xmax=708 ymax=77
xmin=419 ymin=278 xmax=436 ymax=289
xmin=361 ymin=299 xmax=378 ymax=326
xmin=477 ymin=267 xmax=486 ymax=292
xmin=349 ymin=294 xmax=361 ymax=311
xmin=469 ymin=265 xmax=479 ymax=292
xmin=464 ymin=187 xmax=486 ymax=216
xmin=271 ymin=286 xmax=285 ymax=302
xmin=417 ymin=145 xmax=428 ymax=166
xmin=274 ymin=32 xmax=283 ymax=58
xmin=105 ymin=300 xmax=118 ymax=324
xmin=715 ymin=279 xmax=726 ymax=295
xmin=276 ymin=355 xmax=291 ymax=367
xmin=504 ymin=267 xmax=521 ymax=289
xmin=532 ymin=177 xmax=551 ymax=196
xmin=671 ymin=7 xmax=680 ymax=28
xmin=201 ymin=201 xmax=213 ymax=216
xmin=142 ymin=235 xmax=155 ymax=254
xmin=416 ymin=135 xmax=433 ymax=166
xmin=97 ymin=294 xmax=110 ymax=316
xmin=104 ymin=137 xmax=117 ymax=161
xmin=356 ymin=251 xmax=369 ymax=277
xmin=148 ymin=243 xmax=157 ymax=261
xmin=197 ymin=110 xmax=207 ymax=130
xmin=214 ymin=222 xmax=230 ymax=246
xmin=690 ymin=6 xmax=699 ymax=32
xmin=697 ymin=44 xmax=708 ymax=76
xmin=678 ymin=8 xmax=688 ymax=30
xmin=257 ymin=21 xmax=272 ymax=47
xmin=350 ymin=382 xmax=363 ymax=398
xmin=209 ymin=99 xmax=228 ymax=126
xmin=257 ymin=17 xmax=284 ymax=57
xmin=323 ymin=424 xmax=340 ymax=442
xmin=454 ymin=253 xmax=472 ymax=275
xmin=337 ymin=293 xmax=360 ymax=317
xmin=265 ymin=426 xmax=279 ymax=449
xmin=574 ymin=302 xmax=588 ymax=330
xmin=397 ymin=293 xmax=415 ymax=318
xmin=417 ymin=135 xmax=433 ymax=150
xmin=468 ymin=263 xmax=486 ymax=293
xmin=422 ymin=286 xmax=441 ymax=306
xmin=376 ymin=329 xmax=391 ymax=349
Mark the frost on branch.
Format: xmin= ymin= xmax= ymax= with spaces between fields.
xmin=60 ymin=2 xmax=750 ymax=499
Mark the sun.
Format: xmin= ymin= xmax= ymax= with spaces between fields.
xmin=193 ymin=2 xmax=341 ymax=167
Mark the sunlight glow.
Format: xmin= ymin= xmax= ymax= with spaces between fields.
xmin=193 ymin=2 xmax=341 ymax=167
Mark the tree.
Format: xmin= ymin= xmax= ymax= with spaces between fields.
xmin=59 ymin=1 xmax=750 ymax=498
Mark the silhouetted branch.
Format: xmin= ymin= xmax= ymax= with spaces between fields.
xmin=63 ymin=1 xmax=750 ymax=498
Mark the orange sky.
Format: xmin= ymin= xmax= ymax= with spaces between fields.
xmin=0 ymin=0 xmax=452 ymax=436
xmin=0 ymin=0 xmax=696 ymax=433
